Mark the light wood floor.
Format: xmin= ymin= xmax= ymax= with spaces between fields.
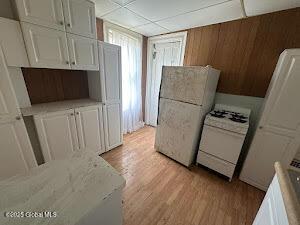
xmin=102 ymin=126 xmax=265 ymax=225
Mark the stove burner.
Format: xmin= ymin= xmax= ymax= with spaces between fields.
xmin=214 ymin=110 xmax=228 ymax=115
xmin=229 ymin=117 xmax=247 ymax=123
xmin=210 ymin=113 xmax=225 ymax=118
xmin=231 ymin=114 xmax=247 ymax=119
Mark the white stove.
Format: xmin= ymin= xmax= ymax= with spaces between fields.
xmin=197 ymin=104 xmax=251 ymax=181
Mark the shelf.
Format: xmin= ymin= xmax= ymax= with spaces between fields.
xmin=21 ymin=98 xmax=102 ymax=116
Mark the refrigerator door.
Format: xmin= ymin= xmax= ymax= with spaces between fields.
xmin=155 ymin=98 xmax=204 ymax=167
xmin=160 ymin=66 xmax=208 ymax=105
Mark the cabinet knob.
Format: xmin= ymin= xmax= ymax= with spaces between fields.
xmin=59 ymin=21 xmax=64 ymax=25
xmin=70 ymin=113 xmax=74 ymax=116
xmin=67 ymin=23 xmax=71 ymax=27
xmin=258 ymin=126 xmax=263 ymax=129
xmin=76 ymin=112 xmax=79 ymax=115
xmin=66 ymin=61 xmax=69 ymax=64
xmin=15 ymin=116 xmax=21 ymax=120
xmin=72 ymin=62 xmax=76 ymax=65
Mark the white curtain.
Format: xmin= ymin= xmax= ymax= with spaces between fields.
xmin=108 ymin=28 xmax=144 ymax=134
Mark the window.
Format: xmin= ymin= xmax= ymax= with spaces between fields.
xmin=104 ymin=22 xmax=144 ymax=134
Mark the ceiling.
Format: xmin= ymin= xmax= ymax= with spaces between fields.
xmin=93 ymin=0 xmax=300 ymax=37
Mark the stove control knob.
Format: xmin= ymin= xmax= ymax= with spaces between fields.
xmin=258 ymin=126 xmax=263 ymax=129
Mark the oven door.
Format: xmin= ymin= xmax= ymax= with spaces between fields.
xmin=199 ymin=125 xmax=245 ymax=164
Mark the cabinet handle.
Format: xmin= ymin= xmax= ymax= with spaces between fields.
xmin=59 ymin=21 xmax=64 ymax=25
xmin=16 ymin=116 xmax=21 ymax=120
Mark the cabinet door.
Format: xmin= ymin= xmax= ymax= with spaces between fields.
xmin=21 ymin=22 xmax=71 ymax=69
xmin=0 ymin=47 xmax=21 ymax=121
xmin=63 ymin=0 xmax=96 ymax=39
xmin=67 ymin=33 xmax=99 ymax=71
xmin=0 ymin=18 xmax=29 ymax=67
xmin=75 ymin=105 xmax=105 ymax=154
xmin=0 ymin=119 xmax=37 ymax=180
xmin=103 ymin=103 xmax=123 ymax=151
xmin=15 ymin=0 xmax=65 ymax=31
xmin=34 ymin=109 xmax=79 ymax=162
xmin=99 ymin=42 xmax=122 ymax=104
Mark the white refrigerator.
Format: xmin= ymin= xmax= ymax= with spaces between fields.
xmin=155 ymin=66 xmax=220 ymax=167
xmin=240 ymin=49 xmax=300 ymax=191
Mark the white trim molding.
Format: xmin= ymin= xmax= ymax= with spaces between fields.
xmin=145 ymin=31 xmax=187 ymax=125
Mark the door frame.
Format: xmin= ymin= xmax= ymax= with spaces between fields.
xmin=145 ymin=31 xmax=187 ymax=125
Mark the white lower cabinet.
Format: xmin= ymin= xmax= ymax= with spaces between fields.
xmin=75 ymin=105 xmax=105 ymax=154
xmin=34 ymin=105 xmax=105 ymax=162
xmin=34 ymin=109 xmax=78 ymax=162
xmin=253 ymin=175 xmax=288 ymax=225
xmin=0 ymin=118 xmax=37 ymax=180
xmin=103 ymin=103 xmax=123 ymax=151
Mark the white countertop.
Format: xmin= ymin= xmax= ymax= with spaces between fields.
xmin=0 ymin=150 xmax=125 ymax=225
xmin=21 ymin=99 xmax=102 ymax=116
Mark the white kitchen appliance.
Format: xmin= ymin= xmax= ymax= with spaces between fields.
xmin=197 ymin=104 xmax=251 ymax=181
xmin=240 ymin=49 xmax=300 ymax=191
xmin=155 ymin=65 xmax=220 ymax=167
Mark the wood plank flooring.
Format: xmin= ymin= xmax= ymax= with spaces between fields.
xmin=102 ymin=126 xmax=265 ymax=225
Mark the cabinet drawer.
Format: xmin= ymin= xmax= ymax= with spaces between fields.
xmin=197 ymin=150 xmax=235 ymax=178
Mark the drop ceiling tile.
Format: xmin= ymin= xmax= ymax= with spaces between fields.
xmin=157 ymin=0 xmax=244 ymax=32
xmin=131 ymin=23 xmax=169 ymax=36
xmin=93 ymin=0 xmax=121 ymax=17
xmin=111 ymin=0 xmax=136 ymax=6
xmin=103 ymin=8 xmax=150 ymax=28
xmin=126 ymin=0 xmax=229 ymax=21
xmin=244 ymin=0 xmax=300 ymax=16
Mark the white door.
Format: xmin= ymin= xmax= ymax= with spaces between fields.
xmin=146 ymin=41 xmax=181 ymax=126
xmin=0 ymin=47 xmax=37 ymax=179
xmin=15 ymin=0 xmax=65 ymax=31
xmin=240 ymin=49 xmax=300 ymax=190
xmin=34 ymin=109 xmax=79 ymax=162
xmin=103 ymin=103 xmax=122 ymax=151
xmin=253 ymin=191 xmax=277 ymax=225
xmin=67 ymin=33 xmax=99 ymax=71
xmin=63 ymin=0 xmax=96 ymax=39
xmin=21 ymin=22 xmax=70 ymax=69
xmin=75 ymin=105 xmax=105 ymax=154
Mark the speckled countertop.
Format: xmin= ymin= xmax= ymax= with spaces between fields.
xmin=0 ymin=150 xmax=125 ymax=225
xmin=275 ymin=162 xmax=300 ymax=225
xmin=21 ymin=98 xmax=102 ymax=116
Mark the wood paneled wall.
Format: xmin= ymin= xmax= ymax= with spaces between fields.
xmin=184 ymin=8 xmax=300 ymax=97
xmin=22 ymin=68 xmax=89 ymax=104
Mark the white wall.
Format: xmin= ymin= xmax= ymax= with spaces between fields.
xmin=0 ymin=0 xmax=15 ymax=19
xmin=214 ymin=93 xmax=265 ymax=170
xmin=295 ymin=148 xmax=300 ymax=161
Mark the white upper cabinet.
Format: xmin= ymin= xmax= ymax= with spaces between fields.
xmin=34 ymin=109 xmax=79 ymax=162
xmin=0 ymin=18 xmax=29 ymax=67
xmin=14 ymin=0 xmax=65 ymax=31
xmin=67 ymin=33 xmax=99 ymax=70
xmin=21 ymin=22 xmax=71 ymax=69
xmin=0 ymin=49 xmax=21 ymax=121
xmin=75 ymin=105 xmax=105 ymax=154
xmin=63 ymin=0 xmax=96 ymax=39
xmin=99 ymin=42 xmax=122 ymax=103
